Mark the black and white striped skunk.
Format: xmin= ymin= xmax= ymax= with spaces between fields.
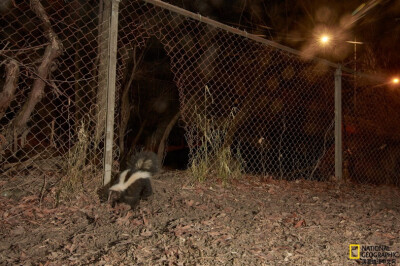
xmin=109 ymin=151 xmax=161 ymax=209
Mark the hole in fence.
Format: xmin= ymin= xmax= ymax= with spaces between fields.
xmin=119 ymin=37 xmax=189 ymax=170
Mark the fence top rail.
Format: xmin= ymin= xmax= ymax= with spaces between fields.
xmin=143 ymin=0 xmax=387 ymax=83
xmin=143 ymin=0 xmax=339 ymax=68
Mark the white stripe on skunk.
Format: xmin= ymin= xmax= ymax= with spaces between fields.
xmin=109 ymin=151 xmax=160 ymax=208
xmin=109 ymin=170 xmax=151 ymax=192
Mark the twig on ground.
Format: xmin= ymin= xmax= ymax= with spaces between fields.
xmin=39 ymin=174 xmax=47 ymax=207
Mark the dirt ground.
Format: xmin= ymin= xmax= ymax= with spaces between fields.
xmin=0 ymin=170 xmax=399 ymax=265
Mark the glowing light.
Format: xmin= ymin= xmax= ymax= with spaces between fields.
xmin=320 ymin=35 xmax=330 ymax=44
xmin=392 ymin=78 xmax=399 ymax=84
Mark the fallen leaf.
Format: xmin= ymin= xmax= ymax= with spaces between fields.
xmin=201 ymin=219 xmax=214 ymax=226
xmin=208 ymin=230 xmax=222 ymax=236
xmin=294 ymin=219 xmax=305 ymax=228
xmin=143 ymin=215 xmax=149 ymax=226
xmin=131 ymin=218 xmax=143 ymax=226
xmin=64 ymin=243 xmax=76 ymax=253
xmin=174 ymin=224 xmax=192 ymax=236
xmin=11 ymin=226 xmax=25 ymax=235
xmin=185 ymin=199 xmax=194 ymax=207
xmin=140 ymin=230 xmax=153 ymax=237
xmin=21 ymin=195 xmax=38 ymax=202
xmin=116 ymin=212 xmax=133 ymax=226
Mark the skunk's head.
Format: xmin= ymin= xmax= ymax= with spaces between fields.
xmin=108 ymin=190 xmax=121 ymax=205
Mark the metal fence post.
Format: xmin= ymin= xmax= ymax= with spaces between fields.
xmin=103 ymin=0 xmax=120 ymax=185
xmin=334 ymin=66 xmax=342 ymax=180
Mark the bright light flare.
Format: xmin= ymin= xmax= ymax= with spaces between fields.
xmin=392 ymin=78 xmax=399 ymax=84
xmin=320 ymin=35 xmax=330 ymax=44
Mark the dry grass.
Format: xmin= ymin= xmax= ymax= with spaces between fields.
xmin=188 ymin=87 xmax=244 ymax=183
xmin=57 ymin=121 xmax=92 ymax=202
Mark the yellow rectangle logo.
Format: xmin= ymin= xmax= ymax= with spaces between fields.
xmin=349 ymin=244 xmax=360 ymax=259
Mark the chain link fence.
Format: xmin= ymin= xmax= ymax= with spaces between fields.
xmin=342 ymin=74 xmax=400 ymax=186
xmin=116 ymin=0 xmax=336 ymax=182
xmin=0 ymin=0 xmax=115 ymax=184
xmin=1 ymin=0 xmax=399 ymax=186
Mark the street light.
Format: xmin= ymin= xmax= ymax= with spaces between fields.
xmin=320 ymin=35 xmax=330 ymax=45
xmin=346 ymin=39 xmax=364 ymax=72
xmin=392 ymin=78 xmax=399 ymax=84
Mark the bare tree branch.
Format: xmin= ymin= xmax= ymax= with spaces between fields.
xmin=0 ymin=59 xmax=19 ymax=120
xmin=157 ymin=111 xmax=180 ymax=160
xmin=11 ymin=0 xmax=63 ymax=131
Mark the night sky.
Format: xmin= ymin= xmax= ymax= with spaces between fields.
xmin=167 ymin=0 xmax=400 ymax=76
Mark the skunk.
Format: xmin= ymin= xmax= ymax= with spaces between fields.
xmin=109 ymin=151 xmax=160 ymax=208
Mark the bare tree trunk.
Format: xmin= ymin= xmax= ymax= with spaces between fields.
xmin=72 ymin=0 xmax=85 ymax=125
xmin=12 ymin=0 xmax=63 ymax=132
xmin=0 ymin=60 xmax=19 ymax=120
xmin=0 ymin=0 xmax=62 ymax=151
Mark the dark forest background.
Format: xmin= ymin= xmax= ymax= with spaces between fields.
xmin=166 ymin=0 xmax=400 ymax=76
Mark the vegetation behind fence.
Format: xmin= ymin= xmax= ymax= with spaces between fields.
xmin=1 ymin=0 xmax=399 ymax=186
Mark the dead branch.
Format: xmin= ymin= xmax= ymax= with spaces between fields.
xmin=1 ymin=0 xmax=63 ymax=148
xmin=2 ymin=153 xmax=41 ymax=175
xmin=0 ymin=59 xmax=19 ymax=120
xmin=13 ymin=0 xmax=63 ymax=130
xmin=130 ymin=118 xmax=147 ymax=152
xmin=119 ymin=45 xmax=147 ymax=154
xmin=0 ymin=43 xmax=48 ymax=53
xmin=157 ymin=111 xmax=180 ymax=159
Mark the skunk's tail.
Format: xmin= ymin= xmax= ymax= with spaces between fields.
xmin=127 ymin=151 xmax=161 ymax=175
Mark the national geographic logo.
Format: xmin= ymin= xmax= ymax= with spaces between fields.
xmin=349 ymin=244 xmax=360 ymax=259
xmin=349 ymin=244 xmax=400 ymax=265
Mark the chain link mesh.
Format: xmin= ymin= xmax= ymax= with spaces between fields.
xmin=116 ymin=0 xmax=336 ymax=181
xmin=342 ymin=74 xmax=400 ymax=186
xmin=1 ymin=0 xmax=398 ymax=186
xmin=0 ymin=0 xmax=111 ymax=181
